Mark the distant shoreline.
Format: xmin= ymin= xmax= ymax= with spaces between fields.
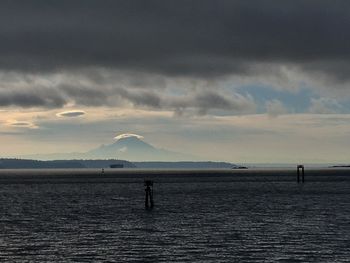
xmin=0 ymin=167 xmax=349 ymax=184
xmin=0 ymin=158 xmax=236 ymax=169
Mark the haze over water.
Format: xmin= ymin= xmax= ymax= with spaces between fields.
xmin=1 ymin=169 xmax=350 ymax=262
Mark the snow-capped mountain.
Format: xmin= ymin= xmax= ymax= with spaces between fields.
xmin=22 ymin=134 xmax=196 ymax=161
xmin=86 ymin=135 xmax=194 ymax=161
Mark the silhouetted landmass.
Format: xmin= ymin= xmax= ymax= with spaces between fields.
xmin=0 ymin=159 xmax=84 ymax=169
xmin=133 ymin=161 xmax=236 ymax=169
xmin=330 ymin=165 xmax=350 ymax=168
xmin=80 ymin=159 xmax=135 ymax=168
xmin=0 ymin=158 xmax=237 ymax=169
xmin=0 ymin=159 xmax=135 ymax=169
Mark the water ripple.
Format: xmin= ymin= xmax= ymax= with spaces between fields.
xmin=0 ymin=178 xmax=350 ymax=262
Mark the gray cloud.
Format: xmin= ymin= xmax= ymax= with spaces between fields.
xmin=0 ymin=89 xmax=66 ymax=108
xmin=0 ymin=0 xmax=349 ymax=82
xmin=168 ymin=91 xmax=255 ymax=115
xmin=0 ymin=73 xmax=255 ymax=114
xmin=59 ymin=85 xmax=109 ymax=106
xmin=116 ymin=88 xmax=161 ymax=108
xmin=61 ymin=83 xmax=255 ymax=114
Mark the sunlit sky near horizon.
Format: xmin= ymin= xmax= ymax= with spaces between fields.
xmin=1 ymin=1 xmax=350 ymax=163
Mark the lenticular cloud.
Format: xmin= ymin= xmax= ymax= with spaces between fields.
xmin=56 ymin=110 xmax=86 ymax=118
xmin=114 ymin=133 xmax=144 ymax=141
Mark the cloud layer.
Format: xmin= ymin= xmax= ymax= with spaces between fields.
xmin=0 ymin=1 xmax=349 ymax=114
xmin=0 ymin=0 xmax=349 ymax=83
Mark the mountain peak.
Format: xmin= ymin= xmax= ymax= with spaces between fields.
xmin=84 ymin=135 xmax=196 ymax=161
xmin=111 ymin=136 xmax=154 ymax=149
xmin=87 ymin=135 xmax=155 ymax=159
xmin=22 ymin=135 xmax=198 ymax=161
xmin=115 ymin=136 xmax=142 ymax=142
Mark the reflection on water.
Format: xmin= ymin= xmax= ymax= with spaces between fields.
xmin=0 ymin=172 xmax=350 ymax=262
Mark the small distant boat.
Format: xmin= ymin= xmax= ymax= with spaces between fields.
xmin=232 ymin=166 xmax=248 ymax=169
xmin=110 ymin=164 xmax=124 ymax=168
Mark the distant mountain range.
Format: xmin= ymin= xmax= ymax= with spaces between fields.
xmin=22 ymin=136 xmax=197 ymax=161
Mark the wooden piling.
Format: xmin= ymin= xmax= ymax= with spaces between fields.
xmin=297 ymin=165 xmax=305 ymax=183
xmin=144 ymin=179 xmax=154 ymax=209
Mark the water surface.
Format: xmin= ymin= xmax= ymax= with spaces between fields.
xmin=0 ymin=169 xmax=349 ymax=262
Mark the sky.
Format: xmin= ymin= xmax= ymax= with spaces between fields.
xmin=1 ymin=0 xmax=350 ymax=163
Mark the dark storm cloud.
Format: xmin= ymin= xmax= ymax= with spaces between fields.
xmin=58 ymin=84 xmax=161 ymax=108
xmin=0 ymin=90 xmax=66 ymax=108
xmin=0 ymin=0 xmax=350 ymax=79
xmin=58 ymin=81 xmax=255 ymax=114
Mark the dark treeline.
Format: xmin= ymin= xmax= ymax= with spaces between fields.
xmin=133 ymin=161 xmax=235 ymax=169
xmin=0 ymin=159 xmax=135 ymax=169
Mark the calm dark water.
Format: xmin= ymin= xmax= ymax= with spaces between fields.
xmin=0 ymin=169 xmax=350 ymax=262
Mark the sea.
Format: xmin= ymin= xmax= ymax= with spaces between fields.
xmin=0 ymin=168 xmax=350 ymax=262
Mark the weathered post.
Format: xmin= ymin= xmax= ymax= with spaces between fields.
xmin=297 ymin=165 xmax=305 ymax=183
xmin=144 ymin=179 xmax=154 ymax=209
